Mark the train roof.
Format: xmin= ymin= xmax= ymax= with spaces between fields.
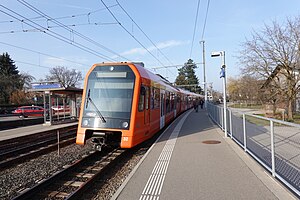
xmin=92 ymin=62 xmax=202 ymax=96
xmin=132 ymin=62 xmax=179 ymax=92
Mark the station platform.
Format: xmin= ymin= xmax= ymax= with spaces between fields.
xmin=0 ymin=122 xmax=78 ymax=141
xmin=112 ymin=109 xmax=296 ymax=200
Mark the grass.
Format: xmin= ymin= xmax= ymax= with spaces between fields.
xmin=290 ymin=113 xmax=300 ymax=124
xmin=246 ymin=115 xmax=270 ymax=126
xmin=229 ymin=103 xmax=300 ymax=125
xmin=229 ymin=103 xmax=263 ymax=109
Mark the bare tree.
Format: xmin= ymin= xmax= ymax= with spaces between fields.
xmin=239 ymin=16 xmax=300 ymax=120
xmin=227 ymin=76 xmax=264 ymax=104
xmin=46 ymin=66 xmax=83 ymax=88
xmin=20 ymin=72 xmax=35 ymax=91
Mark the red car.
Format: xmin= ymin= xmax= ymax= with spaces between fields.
xmin=12 ymin=106 xmax=45 ymax=118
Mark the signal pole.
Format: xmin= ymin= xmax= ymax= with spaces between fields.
xmin=200 ymin=41 xmax=207 ymax=107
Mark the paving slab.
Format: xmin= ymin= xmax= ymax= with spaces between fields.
xmin=113 ymin=109 xmax=296 ymax=200
xmin=0 ymin=122 xmax=78 ymax=141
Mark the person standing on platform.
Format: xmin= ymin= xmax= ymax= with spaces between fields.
xmin=193 ymin=98 xmax=199 ymax=112
xmin=199 ymin=98 xmax=204 ymax=109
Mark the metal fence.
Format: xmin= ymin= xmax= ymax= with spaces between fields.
xmin=207 ymin=103 xmax=300 ymax=197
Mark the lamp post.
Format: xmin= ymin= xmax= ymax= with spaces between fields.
xmin=211 ymin=51 xmax=227 ymax=138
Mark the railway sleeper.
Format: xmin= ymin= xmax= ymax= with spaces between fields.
xmin=64 ymin=181 xmax=84 ymax=187
xmin=75 ymin=173 xmax=94 ymax=178
xmin=48 ymin=191 xmax=69 ymax=198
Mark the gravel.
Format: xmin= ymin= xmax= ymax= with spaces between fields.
xmin=0 ymin=133 xmax=158 ymax=200
xmin=82 ymin=136 xmax=159 ymax=200
xmin=0 ymin=141 xmax=94 ymax=200
xmin=88 ymin=147 xmax=148 ymax=200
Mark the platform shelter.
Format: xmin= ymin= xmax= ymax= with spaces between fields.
xmin=30 ymin=81 xmax=83 ymax=125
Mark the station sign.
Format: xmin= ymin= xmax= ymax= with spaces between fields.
xmin=31 ymin=82 xmax=63 ymax=90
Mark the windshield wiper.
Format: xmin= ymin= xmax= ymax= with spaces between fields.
xmin=85 ymin=89 xmax=106 ymax=123
xmin=86 ymin=89 xmax=90 ymax=108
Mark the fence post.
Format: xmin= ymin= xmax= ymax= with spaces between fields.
xmin=229 ymin=109 xmax=232 ymax=139
xmin=270 ymin=120 xmax=275 ymax=177
xmin=243 ymin=114 xmax=247 ymax=152
xmin=221 ymin=107 xmax=224 ymax=130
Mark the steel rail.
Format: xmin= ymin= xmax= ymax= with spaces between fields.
xmin=12 ymin=148 xmax=126 ymax=200
xmin=0 ymin=136 xmax=76 ymax=168
xmin=0 ymin=126 xmax=77 ymax=151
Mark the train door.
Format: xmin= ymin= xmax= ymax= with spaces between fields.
xmin=160 ymin=90 xmax=165 ymax=129
xmin=139 ymin=85 xmax=150 ymax=136
xmin=174 ymin=94 xmax=177 ymax=118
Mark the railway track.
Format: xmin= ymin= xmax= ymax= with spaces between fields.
xmin=0 ymin=125 xmax=77 ymax=151
xmin=13 ymin=148 xmax=126 ymax=200
xmin=0 ymin=127 xmax=77 ymax=168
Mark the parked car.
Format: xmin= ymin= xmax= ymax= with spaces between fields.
xmin=12 ymin=106 xmax=45 ymax=118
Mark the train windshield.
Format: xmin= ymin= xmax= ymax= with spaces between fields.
xmin=82 ymin=65 xmax=135 ymax=129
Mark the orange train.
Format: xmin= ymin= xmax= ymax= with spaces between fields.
xmin=76 ymin=62 xmax=203 ymax=150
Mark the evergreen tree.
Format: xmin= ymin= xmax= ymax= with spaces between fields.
xmin=175 ymin=59 xmax=202 ymax=93
xmin=0 ymin=52 xmax=22 ymax=104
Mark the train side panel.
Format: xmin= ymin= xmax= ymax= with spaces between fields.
xmin=119 ymin=64 xmax=142 ymax=148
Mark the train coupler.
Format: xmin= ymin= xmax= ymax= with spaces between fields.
xmin=92 ymin=137 xmax=106 ymax=151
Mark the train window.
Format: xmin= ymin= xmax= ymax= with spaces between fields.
xmin=160 ymin=94 xmax=165 ymax=117
xmin=166 ymin=98 xmax=170 ymax=113
xmin=171 ymin=93 xmax=175 ymax=110
xmin=138 ymin=86 xmax=145 ymax=111
xmin=150 ymin=87 xmax=154 ymax=109
xmin=150 ymin=87 xmax=160 ymax=110
xmin=145 ymin=86 xmax=149 ymax=110
xmin=82 ymin=65 xmax=135 ymax=130
xmin=154 ymin=88 xmax=160 ymax=109
xmin=166 ymin=92 xmax=170 ymax=113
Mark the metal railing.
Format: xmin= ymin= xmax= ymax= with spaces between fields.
xmin=207 ymin=103 xmax=300 ymax=197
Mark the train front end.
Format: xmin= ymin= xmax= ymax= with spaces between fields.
xmin=76 ymin=63 xmax=138 ymax=150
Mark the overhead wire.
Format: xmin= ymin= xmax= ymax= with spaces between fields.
xmin=0 ymin=5 xmax=116 ymax=61
xmin=0 ymin=22 xmax=118 ymax=35
xmin=15 ymin=60 xmax=85 ymax=76
xmin=116 ymin=0 xmax=174 ymax=66
xmin=0 ymin=29 xmax=43 ymax=34
xmin=151 ymin=62 xmax=202 ymax=70
xmin=100 ymin=0 xmax=166 ymax=67
xmin=0 ymin=4 xmax=119 ymax=24
xmin=115 ymin=0 xmax=176 ymax=79
xmin=15 ymin=60 xmax=85 ymax=79
xmin=49 ymin=4 xmax=118 ymax=21
xmin=201 ymin=0 xmax=210 ymax=40
xmin=15 ymin=60 xmax=52 ymax=69
xmin=17 ymin=0 xmax=130 ymax=61
xmin=0 ymin=41 xmax=87 ymax=66
xmin=189 ymin=0 xmax=201 ymax=58
xmin=47 ymin=22 xmax=118 ymax=28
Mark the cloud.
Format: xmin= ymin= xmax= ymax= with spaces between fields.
xmin=121 ymin=48 xmax=147 ymax=56
xmin=118 ymin=40 xmax=188 ymax=57
xmin=155 ymin=40 xmax=188 ymax=49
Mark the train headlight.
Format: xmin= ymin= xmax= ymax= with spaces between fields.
xmin=109 ymin=66 xmax=114 ymax=71
xmin=122 ymin=121 xmax=128 ymax=128
xmin=83 ymin=119 xmax=89 ymax=126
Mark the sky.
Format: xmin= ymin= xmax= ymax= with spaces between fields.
xmin=1 ymin=0 xmax=300 ymax=91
